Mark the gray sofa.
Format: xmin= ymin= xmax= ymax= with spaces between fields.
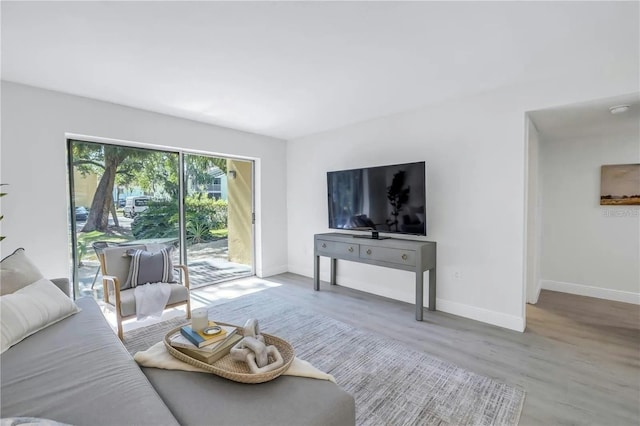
xmin=1 ymin=280 xmax=355 ymax=425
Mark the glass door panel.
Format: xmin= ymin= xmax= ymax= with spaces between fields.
xmin=183 ymin=154 xmax=253 ymax=288
xmin=69 ymin=140 xmax=180 ymax=298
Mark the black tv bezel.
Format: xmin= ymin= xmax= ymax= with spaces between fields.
xmin=326 ymin=161 xmax=427 ymax=237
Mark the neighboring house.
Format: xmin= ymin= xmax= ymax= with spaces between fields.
xmin=73 ymin=170 xmax=150 ymax=208
xmin=72 ymin=170 xmax=99 ymax=208
xmin=205 ymin=167 xmax=228 ymax=201
xmin=186 ymin=165 xmax=229 ymax=201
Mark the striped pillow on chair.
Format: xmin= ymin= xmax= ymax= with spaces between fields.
xmin=124 ymin=246 xmax=176 ymax=288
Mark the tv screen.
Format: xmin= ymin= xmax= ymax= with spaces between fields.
xmin=327 ymin=161 xmax=426 ymax=236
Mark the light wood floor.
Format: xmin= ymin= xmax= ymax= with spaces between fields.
xmin=249 ymin=273 xmax=640 ymax=426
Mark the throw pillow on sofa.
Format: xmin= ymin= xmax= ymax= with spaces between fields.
xmin=0 ymin=278 xmax=80 ymax=354
xmin=0 ymin=248 xmax=44 ymax=296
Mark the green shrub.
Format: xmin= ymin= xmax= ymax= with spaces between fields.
xmin=185 ymin=197 xmax=228 ymax=230
xmin=131 ymin=198 xmax=227 ymax=241
xmin=186 ymin=215 xmax=211 ymax=244
xmin=131 ymin=201 xmax=179 ymax=239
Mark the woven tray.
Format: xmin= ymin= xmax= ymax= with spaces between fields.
xmin=163 ymin=323 xmax=295 ymax=384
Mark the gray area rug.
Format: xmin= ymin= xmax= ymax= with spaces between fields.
xmin=124 ymin=291 xmax=525 ymax=426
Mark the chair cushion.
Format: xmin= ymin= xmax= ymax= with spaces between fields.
xmin=125 ymin=246 xmax=176 ymax=289
xmin=102 ymin=245 xmax=146 ymax=290
xmin=0 ymin=248 xmax=44 ymax=296
xmin=118 ymin=284 xmax=189 ymax=317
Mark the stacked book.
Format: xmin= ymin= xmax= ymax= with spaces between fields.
xmin=169 ymin=322 xmax=241 ymax=364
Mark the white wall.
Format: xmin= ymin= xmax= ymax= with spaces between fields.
xmin=539 ymin=128 xmax=640 ymax=304
xmin=0 ymin=82 xmax=288 ymax=279
xmin=525 ymin=117 xmax=542 ymax=304
xmin=286 ymin=71 xmax=638 ymax=331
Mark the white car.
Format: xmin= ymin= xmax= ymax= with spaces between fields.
xmin=123 ymin=196 xmax=150 ymax=218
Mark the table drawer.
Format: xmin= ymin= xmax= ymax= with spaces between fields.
xmin=316 ymin=239 xmax=360 ymax=259
xmin=359 ymin=245 xmax=416 ymax=266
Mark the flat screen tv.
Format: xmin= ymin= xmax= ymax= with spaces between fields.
xmin=327 ymin=161 xmax=426 ymax=237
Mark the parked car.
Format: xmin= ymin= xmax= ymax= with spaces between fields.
xmin=118 ymin=199 xmax=126 ymax=208
xmin=75 ymin=206 xmax=89 ymax=221
xmin=123 ymin=196 xmax=150 ymax=218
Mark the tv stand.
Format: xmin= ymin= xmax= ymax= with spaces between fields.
xmin=313 ymin=232 xmax=437 ymax=321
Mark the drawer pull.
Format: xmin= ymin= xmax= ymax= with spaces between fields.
xmin=348 ymin=247 xmax=354 ymax=253
xmin=322 ymin=243 xmax=327 ymax=248
xmin=401 ymin=254 xmax=408 ymax=261
xmin=366 ymin=249 xmax=372 ymax=255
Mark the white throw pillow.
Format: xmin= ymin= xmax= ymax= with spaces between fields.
xmin=0 ymin=248 xmax=45 ymax=296
xmin=0 ymin=278 xmax=80 ymax=354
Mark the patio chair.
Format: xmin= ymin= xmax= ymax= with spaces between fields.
xmin=91 ymin=241 xmax=116 ymax=289
xmin=99 ymin=245 xmax=191 ymax=340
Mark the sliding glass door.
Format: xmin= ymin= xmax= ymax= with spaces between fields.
xmin=68 ymin=139 xmax=254 ymax=298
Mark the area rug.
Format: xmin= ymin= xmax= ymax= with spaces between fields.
xmin=124 ymin=291 xmax=525 ymax=426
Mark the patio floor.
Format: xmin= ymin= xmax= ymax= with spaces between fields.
xmin=76 ymin=238 xmax=252 ymax=298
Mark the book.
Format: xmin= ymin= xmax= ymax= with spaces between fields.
xmin=180 ymin=322 xmax=236 ymax=348
xmin=174 ymin=333 xmax=242 ymax=364
xmin=169 ymin=326 xmax=237 ymax=353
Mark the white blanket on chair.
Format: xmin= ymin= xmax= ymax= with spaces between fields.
xmin=134 ymin=341 xmax=336 ymax=383
xmin=134 ymin=283 xmax=172 ymax=320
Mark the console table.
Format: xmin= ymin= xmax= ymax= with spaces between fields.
xmin=313 ymin=232 xmax=437 ymax=321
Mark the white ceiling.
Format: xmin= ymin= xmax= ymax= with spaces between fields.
xmin=2 ymin=1 xmax=639 ymax=140
xmin=529 ymin=94 xmax=640 ymax=141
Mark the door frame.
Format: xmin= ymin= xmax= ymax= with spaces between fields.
xmin=66 ymin=134 xmax=256 ymax=297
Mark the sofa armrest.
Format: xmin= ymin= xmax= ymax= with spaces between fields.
xmin=50 ymin=277 xmax=71 ymax=297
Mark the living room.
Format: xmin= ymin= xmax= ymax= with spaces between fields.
xmin=1 ymin=2 xmax=639 ymax=425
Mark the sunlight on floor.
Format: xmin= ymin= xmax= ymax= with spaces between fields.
xmin=98 ymin=276 xmax=282 ymax=334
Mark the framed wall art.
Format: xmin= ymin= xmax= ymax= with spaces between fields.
xmin=600 ymin=164 xmax=640 ymax=205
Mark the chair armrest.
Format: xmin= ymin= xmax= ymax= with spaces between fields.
xmin=102 ymin=274 xmax=122 ymax=306
xmin=50 ymin=278 xmax=71 ymax=297
xmin=174 ymin=264 xmax=190 ymax=290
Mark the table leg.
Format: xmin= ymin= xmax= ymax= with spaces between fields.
xmin=428 ymin=267 xmax=436 ymax=311
xmin=314 ymin=255 xmax=320 ymax=291
xmin=416 ymin=269 xmax=424 ymax=321
xmin=330 ymin=258 xmax=337 ymax=285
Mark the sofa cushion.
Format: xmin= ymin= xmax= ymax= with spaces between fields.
xmin=143 ymin=368 xmax=356 ymax=426
xmin=118 ymin=284 xmax=189 ymax=317
xmin=0 ymin=298 xmax=180 ymax=426
xmin=0 ymin=278 xmax=79 ymax=354
xmin=0 ymin=248 xmax=44 ymax=296
xmin=125 ymin=246 xmax=176 ymax=288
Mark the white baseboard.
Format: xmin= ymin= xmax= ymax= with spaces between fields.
xmin=287 ymin=263 xmax=312 ymax=278
xmin=285 ymin=266 xmax=526 ymax=332
xmin=541 ymin=280 xmax=640 ymax=305
xmin=436 ymin=298 xmax=525 ymax=332
xmin=257 ymin=264 xmax=288 ymax=278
